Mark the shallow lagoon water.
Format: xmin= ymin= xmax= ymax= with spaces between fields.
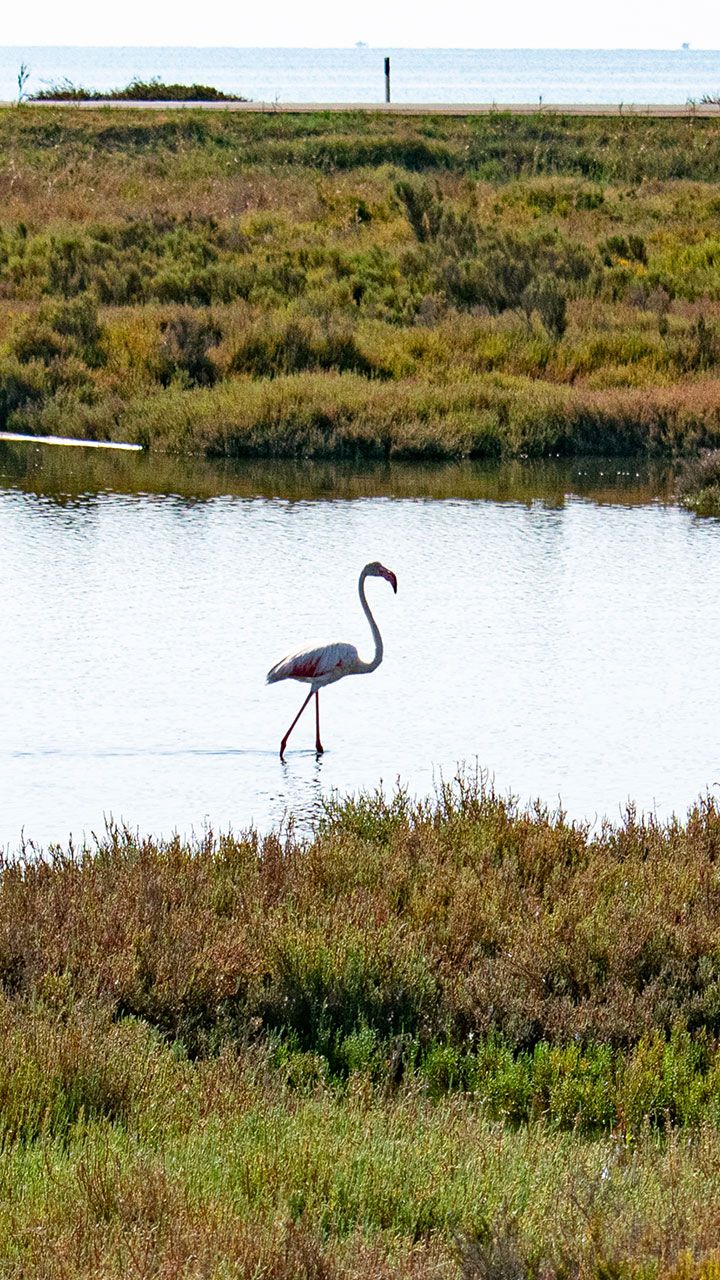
xmin=1 ymin=444 xmax=718 ymax=852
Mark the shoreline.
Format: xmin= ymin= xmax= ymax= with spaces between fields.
xmin=4 ymin=99 xmax=720 ymax=115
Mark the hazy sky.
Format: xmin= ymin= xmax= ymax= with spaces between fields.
xmin=4 ymin=0 xmax=720 ymax=48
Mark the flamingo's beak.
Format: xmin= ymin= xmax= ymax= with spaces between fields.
xmin=385 ymin=569 xmax=398 ymax=594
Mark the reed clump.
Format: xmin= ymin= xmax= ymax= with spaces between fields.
xmin=2 ymin=108 xmax=720 ymax=460
xmin=677 ymin=446 xmax=720 ymax=514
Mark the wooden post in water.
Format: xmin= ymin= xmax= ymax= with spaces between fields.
xmin=384 ymin=57 xmax=391 ymax=103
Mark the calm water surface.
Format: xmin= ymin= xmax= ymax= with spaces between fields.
xmin=2 ymin=47 xmax=720 ymax=105
xmin=1 ymin=444 xmax=718 ymax=852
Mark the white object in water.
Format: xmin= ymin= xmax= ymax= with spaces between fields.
xmin=0 ymin=431 xmax=142 ymax=452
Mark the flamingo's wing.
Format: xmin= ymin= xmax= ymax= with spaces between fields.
xmin=266 ymin=641 xmax=359 ymax=685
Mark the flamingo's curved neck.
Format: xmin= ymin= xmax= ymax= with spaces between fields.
xmin=356 ymin=569 xmax=383 ymax=674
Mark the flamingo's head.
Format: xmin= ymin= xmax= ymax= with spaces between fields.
xmin=364 ymin=561 xmax=398 ymax=593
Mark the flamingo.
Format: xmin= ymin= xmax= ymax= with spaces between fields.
xmin=267 ymin=561 xmax=398 ymax=760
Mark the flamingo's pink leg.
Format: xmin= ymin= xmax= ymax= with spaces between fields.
xmin=280 ymin=689 xmax=314 ymax=760
xmin=315 ymin=692 xmax=324 ymax=755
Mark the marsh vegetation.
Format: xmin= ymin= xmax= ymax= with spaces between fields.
xmin=4 ymin=781 xmax=720 ymax=1274
xmin=1 ymin=108 xmax=720 ymax=462
xmin=5 ymin=107 xmax=720 ymax=1275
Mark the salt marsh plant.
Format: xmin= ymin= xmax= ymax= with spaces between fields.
xmin=5 ymin=779 xmax=720 ymax=1102
xmin=4 ymin=784 xmax=720 ymax=1273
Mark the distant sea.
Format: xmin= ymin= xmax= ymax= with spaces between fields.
xmin=2 ymin=47 xmax=720 ymax=105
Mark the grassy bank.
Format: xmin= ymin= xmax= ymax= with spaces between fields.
xmin=2 ymin=108 xmax=720 ymax=459
xmin=4 ymin=782 xmax=720 ymax=1273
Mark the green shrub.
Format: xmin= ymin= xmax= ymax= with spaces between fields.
xmin=0 ymin=355 xmax=48 ymax=424
xmin=10 ymin=296 xmax=105 ymax=368
xmin=31 ymin=76 xmax=248 ymax=102
xmin=229 ymin=317 xmax=382 ymax=379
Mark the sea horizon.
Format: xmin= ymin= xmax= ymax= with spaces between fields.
xmin=1 ymin=46 xmax=719 ymax=105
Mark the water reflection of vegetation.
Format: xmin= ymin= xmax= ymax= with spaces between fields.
xmin=0 ymin=440 xmax=675 ymax=507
